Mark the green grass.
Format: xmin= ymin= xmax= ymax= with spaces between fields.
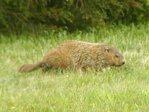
xmin=0 ymin=24 xmax=149 ymax=112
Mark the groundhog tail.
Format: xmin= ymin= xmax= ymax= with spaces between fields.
xmin=18 ymin=61 xmax=43 ymax=73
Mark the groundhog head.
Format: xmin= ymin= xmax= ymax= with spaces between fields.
xmin=102 ymin=45 xmax=125 ymax=67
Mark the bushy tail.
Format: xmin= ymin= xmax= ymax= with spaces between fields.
xmin=18 ymin=61 xmax=44 ymax=73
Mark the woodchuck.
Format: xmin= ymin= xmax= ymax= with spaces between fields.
xmin=18 ymin=40 xmax=125 ymax=73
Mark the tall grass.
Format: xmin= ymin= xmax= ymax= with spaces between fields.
xmin=0 ymin=24 xmax=149 ymax=112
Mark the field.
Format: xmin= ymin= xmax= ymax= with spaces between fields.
xmin=0 ymin=24 xmax=149 ymax=112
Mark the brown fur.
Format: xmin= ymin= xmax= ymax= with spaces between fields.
xmin=18 ymin=40 xmax=125 ymax=73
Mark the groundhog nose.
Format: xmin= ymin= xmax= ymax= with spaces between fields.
xmin=122 ymin=61 xmax=125 ymax=65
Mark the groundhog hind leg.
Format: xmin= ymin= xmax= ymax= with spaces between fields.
xmin=41 ymin=63 xmax=52 ymax=72
xmin=43 ymin=49 xmax=70 ymax=71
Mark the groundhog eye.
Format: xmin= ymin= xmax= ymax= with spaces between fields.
xmin=115 ymin=55 xmax=119 ymax=58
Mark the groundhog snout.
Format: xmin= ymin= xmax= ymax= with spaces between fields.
xmin=122 ymin=61 xmax=125 ymax=65
xmin=118 ymin=60 xmax=125 ymax=66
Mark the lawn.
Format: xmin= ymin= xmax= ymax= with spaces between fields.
xmin=0 ymin=24 xmax=149 ymax=112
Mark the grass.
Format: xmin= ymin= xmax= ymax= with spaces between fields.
xmin=0 ymin=24 xmax=149 ymax=112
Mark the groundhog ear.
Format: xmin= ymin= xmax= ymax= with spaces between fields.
xmin=105 ymin=47 xmax=110 ymax=52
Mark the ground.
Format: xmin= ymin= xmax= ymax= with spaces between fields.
xmin=0 ymin=24 xmax=149 ymax=112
